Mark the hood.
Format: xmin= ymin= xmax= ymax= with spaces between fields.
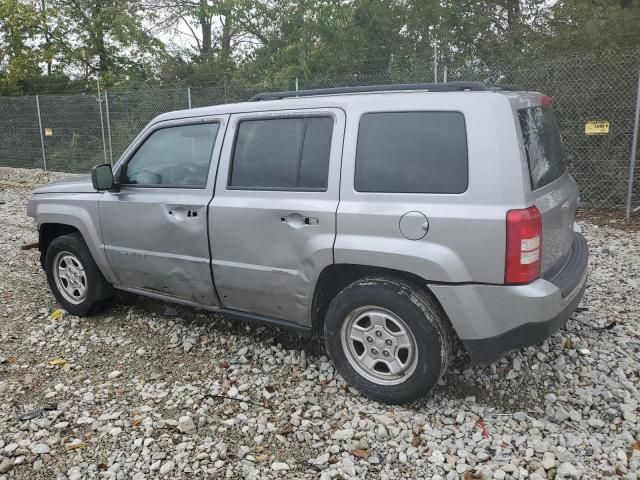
xmin=32 ymin=175 xmax=95 ymax=194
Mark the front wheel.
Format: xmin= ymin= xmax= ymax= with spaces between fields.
xmin=324 ymin=277 xmax=453 ymax=404
xmin=45 ymin=232 xmax=113 ymax=316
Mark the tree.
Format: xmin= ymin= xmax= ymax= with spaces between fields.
xmin=150 ymin=0 xmax=248 ymax=66
xmin=2 ymin=0 xmax=640 ymax=94
xmin=0 ymin=0 xmax=42 ymax=93
xmin=234 ymin=0 xmax=405 ymax=84
xmin=54 ymin=0 xmax=164 ymax=83
xmin=547 ymin=0 xmax=640 ymax=53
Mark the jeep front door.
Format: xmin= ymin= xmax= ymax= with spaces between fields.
xmin=99 ymin=117 xmax=226 ymax=305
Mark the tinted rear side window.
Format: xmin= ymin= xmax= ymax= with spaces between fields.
xmin=518 ymin=106 xmax=567 ymax=190
xmin=229 ymin=116 xmax=333 ymax=190
xmin=355 ymin=112 xmax=468 ymax=193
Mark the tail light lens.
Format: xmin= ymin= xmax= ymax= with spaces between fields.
xmin=505 ymin=206 xmax=542 ymax=284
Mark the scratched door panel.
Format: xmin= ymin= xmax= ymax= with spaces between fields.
xmin=210 ymin=109 xmax=345 ymax=324
xmin=99 ymin=116 xmax=228 ymax=306
xmin=99 ymin=189 xmax=216 ymax=304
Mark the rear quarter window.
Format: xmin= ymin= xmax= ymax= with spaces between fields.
xmin=354 ymin=111 xmax=468 ymax=194
xmin=518 ymin=106 xmax=567 ymax=190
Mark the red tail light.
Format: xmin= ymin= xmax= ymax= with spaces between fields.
xmin=505 ymin=206 xmax=542 ymax=284
xmin=540 ymin=95 xmax=553 ymax=106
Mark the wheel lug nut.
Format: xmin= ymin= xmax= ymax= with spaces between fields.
xmin=375 ymin=331 xmax=382 ymax=338
xmin=383 ymin=350 xmax=390 ymax=357
xmin=366 ymin=336 xmax=373 ymax=343
xmin=385 ymin=339 xmax=392 ymax=346
xmin=371 ymin=348 xmax=378 ymax=355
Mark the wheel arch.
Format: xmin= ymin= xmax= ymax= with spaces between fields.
xmin=36 ymin=217 xmax=117 ymax=284
xmin=311 ymin=264 xmax=460 ymax=344
xmin=39 ymin=223 xmax=80 ymax=267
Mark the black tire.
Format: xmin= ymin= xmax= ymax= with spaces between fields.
xmin=324 ymin=277 xmax=453 ymax=404
xmin=45 ymin=232 xmax=113 ymax=316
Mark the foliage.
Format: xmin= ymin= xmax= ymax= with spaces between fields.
xmin=1 ymin=0 xmax=165 ymax=94
xmin=0 ymin=0 xmax=640 ymax=94
xmin=55 ymin=0 xmax=165 ymax=82
xmin=0 ymin=0 xmax=42 ymax=93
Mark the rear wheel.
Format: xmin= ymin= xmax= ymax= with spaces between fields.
xmin=45 ymin=233 xmax=113 ymax=316
xmin=324 ymin=277 xmax=452 ymax=404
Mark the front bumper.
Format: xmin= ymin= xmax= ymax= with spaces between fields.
xmin=431 ymin=232 xmax=589 ymax=365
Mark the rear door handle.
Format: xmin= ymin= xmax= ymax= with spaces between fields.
xmin=280 ymin=213 xmax=319 ymax=228
xmin=167 ymin=206 xmax=199 ymax=219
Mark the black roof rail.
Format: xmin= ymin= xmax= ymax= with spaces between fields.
xmin=249 ymin=81 xmax=489 ymax=101
xmin=489 ymin=84 xmax=520 ymax=91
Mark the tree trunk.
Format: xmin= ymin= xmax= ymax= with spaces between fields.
xmin=90 ymin=1 xmax=108 ymax=73
xmin=96 ymin=27 xmax=108 ymax=73
xmin=506 ymin=0 xmax=521 ymax=31
xmin=221 ymin=10 xmax=232 ymax=61
xmin=40 ymin=0 xmax=52 ymax=75
xmin=199 ymin=0 xmax=212 ymax=55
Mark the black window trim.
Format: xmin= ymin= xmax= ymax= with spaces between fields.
xmin=353 ymin=110 xmax=470 ymax=195
xmin=117 ymin=119 xmax=221 ymax=190
xmin=227 ymin=113 xmax=335 ymax=192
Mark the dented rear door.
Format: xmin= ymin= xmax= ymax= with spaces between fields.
xmin=209 ymin=109 xmax=344 ymax=324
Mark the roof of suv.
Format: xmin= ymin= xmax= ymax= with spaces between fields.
xmin=249 ymin=81 xmax=501 ymax=101
xmin=154 ymin=82 xmax=541 ymax=123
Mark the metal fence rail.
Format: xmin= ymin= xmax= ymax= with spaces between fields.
xmin=0 ymin=51 xmax=638 ymax=211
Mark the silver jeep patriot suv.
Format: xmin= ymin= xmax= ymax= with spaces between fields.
xmin=27 ymin=82 xmax=588 ymax=404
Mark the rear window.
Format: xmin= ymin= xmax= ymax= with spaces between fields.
xmin=518 ymin=106 xmax=567 ymax=190
xmin=354 ymin=112 xmax=468 ymax=194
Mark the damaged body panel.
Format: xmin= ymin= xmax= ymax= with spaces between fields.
xmin=98 ymin=188 xmax=218 ymax=305
xmin=98 ymin=115 xmax=228 ymax=305
xmin=209 ymin=109 xmax=345 ymax=325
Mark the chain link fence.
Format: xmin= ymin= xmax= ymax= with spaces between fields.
xmin=0 ymin=51 xmax=638 ymax=210
xmin=0 ymin=96 xmax=43 ymax=170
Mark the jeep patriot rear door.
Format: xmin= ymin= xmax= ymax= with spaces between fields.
xmin=210 ymin=109 xmax=345 ymax=323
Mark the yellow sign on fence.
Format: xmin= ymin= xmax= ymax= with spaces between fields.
xmin=44 ymin=128 xmax=53 ymax=137
xmin=585 ymin=120 xmax=609 ymax=135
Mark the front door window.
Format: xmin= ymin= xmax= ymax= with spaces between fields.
xmin=123 ymin=123 xmax=219 ymax=188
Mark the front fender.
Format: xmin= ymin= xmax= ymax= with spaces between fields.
xmin=31 ymin=193 xmax=117 ymax=284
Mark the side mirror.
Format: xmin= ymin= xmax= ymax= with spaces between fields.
xmin=91 ymin=164 xmax=114 ymax=191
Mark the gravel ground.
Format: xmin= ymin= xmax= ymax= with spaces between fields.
xmin=0 ymin=166 xmax=639 ymax=480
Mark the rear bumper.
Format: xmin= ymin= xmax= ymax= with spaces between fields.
xmin=431 ymin=232 xmax=588 ymax=365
